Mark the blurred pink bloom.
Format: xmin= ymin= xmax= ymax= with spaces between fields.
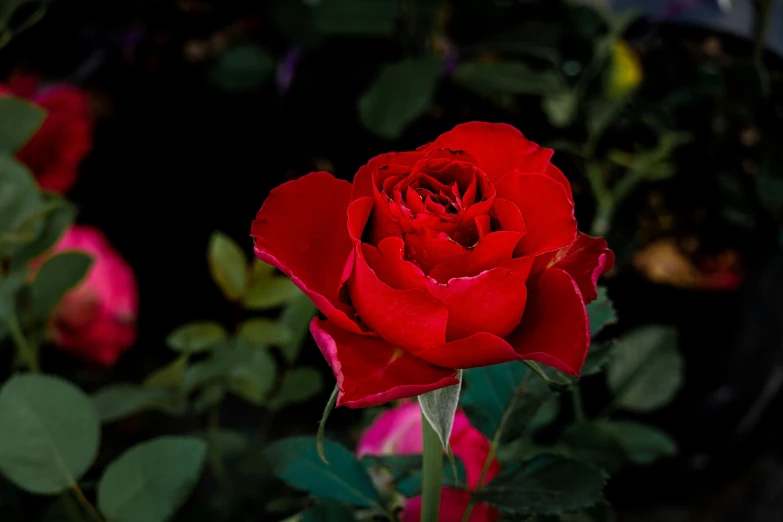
xmin=39 ymin=225 xmax=138 ymax=366
xmin=0 ymin=72 xmax=93 ymax=194
xmin=357 ymin=401 xmax=501 ymax=522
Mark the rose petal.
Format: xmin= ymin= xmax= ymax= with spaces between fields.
xmin=351 ymin=245 xmax=448 ymax=351
xmin=425 ymin=121 xmax=572 ymax=199
xmin=428 ymin=231 xmax=524 ymax=283
xmin=402 ymin=227 xmax=469 ymax=273
xmin=506 ymin=268 xmax=590 ymax=376
xmin=495 ymin=171 xmax=576 ymax=257
xmin=352 ymin=151 xmax=424 ymax=201
xmin=534 ymin=232 xmax=615 ymax=303
xmin=402 ymin=489 xmax=501 ymax=522
xmin=251 ymin=172 xmax=362 ymax=334
xmin=417 ymin=332 xmax=522 ymax=372
xmin=310 ymin=318 xmax=459 ymax=408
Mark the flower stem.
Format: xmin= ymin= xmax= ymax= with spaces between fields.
xmin=420 ymin=409 xmax=442 ymax=522
xmin=8 ymin=313 xmax=40 ymax=373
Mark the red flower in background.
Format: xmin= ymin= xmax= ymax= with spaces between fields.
xmin=358 ymin=401 xmax=500 ymax=522
xmin=0 ymin=73 xmax=93 ymax=194
xmin=251 ymin=122 xmax=614 ymax=408
xmin=36 ymin=225 xmax=138 ymax=366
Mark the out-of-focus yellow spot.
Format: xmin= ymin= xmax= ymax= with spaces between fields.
xmin=605 ymin=40 xmax=642 ymax=100
xmin=388 ymin=348 xmax=404 ymax=364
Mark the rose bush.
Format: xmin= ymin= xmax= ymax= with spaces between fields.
xmin=36 ymin=225 xmax=138 ymax=366
xmin=358 ymin=401 xmax=500 ymax=522
xmin=0 ymin=73 xmax=92 ymax=194
xmin=251 ymin=122 xmax=614 ymax=408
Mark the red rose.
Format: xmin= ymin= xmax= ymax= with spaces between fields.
xmin=34 ymin=226 xmax=138 ymax=366
xmin=0 ymin=73 xmax=93 ymax=194
xmin=251 ymin=122 xmax=613 ymax=408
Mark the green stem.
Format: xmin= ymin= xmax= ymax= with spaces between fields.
xmin=571 ymin=386 xmax=586 ymax=421
xmin=70 ymin=483 xmax=104 ymax=522
xmin=420 ymin=410 xmax=442 ymax=522
xmin=8 ymin=313 xmax=40 ymax=373
xmin=207 ymin=405 xmax=231 ymax=491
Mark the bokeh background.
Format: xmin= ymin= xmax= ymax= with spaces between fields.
xmin=2 ymin=0 xmax=783 ymax=520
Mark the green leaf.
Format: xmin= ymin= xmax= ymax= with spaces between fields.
xmin=418 ymin=370 xmax=462 ymax=451
xmin=587 ymin=287 xmax=617 ymax=338
xmin=92 ymin=384 xmax=184 ymax=423
xmin=312 ymin=0 xmax=398 ymax=36
xmin=143 ymin=355 xmax=189 ymax=390
xmin=0 ymin=270 xmax=26 ymax=323
xmin=358 ymin=57 xmax=443 ymax=140
xmin=475 ymin=455 xmax=606 ymax=516
xmin=558 ymin=422 xmax=628 ymax=474
xmin=192 ymin=384 xmax=225 ymax=414
xmin=0 ymin=157 xmax=43 ymax=243
xmin=264 ymin=436 xmax=381 ymax=507
xmin=542 ymin=92 xmax=578 ymax=128
xmin=166 ymin=321 xmax=228 ymax=353
xmin=580 ymin=341 xmax=617 ymax=377
xmin=237 ymin=318 xmax=292 ymax=347
xmin=278 ymin=294 xmax=317 ymax=362
xmin=97 ymin=436 xmax=207 ymax=522
xmin=454 ymin=61 xmax=564 ymax=97
xmin=243 ymin=276 xmax=303 ymax=310
xmin=363 ymin=454 xmax=466 ymax=496
xmin=461 ymin=362 xmax=527 ymax=439
xmin=269 ymin=366 xmax=324 ymax=410
xmin=228 ymin=349 xmax=277 ymax=405
xmin=9 ymin=194 xmax=76 ymax=269
xmin=30 ymin=252 xmax=93 ymax=320
xmin=209 ymin=44 xmax=275 ymax=92
xmin=0 ymin=97 xmax=45 ymax=154
xmin=0 ymin=374 xmax=100 ymax=494
xmin=598 ymin=421 xmax=676 ymax=465
xmin=181 ymin=341 xmax=247 ymax=394
xmin=301 ymin=500 xmax=357 ymax=522
xmin=207 ymin=231 xmax=248 ymax=301
xmin=607 ymin=325 xmax=683 ymax=412
xmin=201 ymin=429 xmax=248 ymax=460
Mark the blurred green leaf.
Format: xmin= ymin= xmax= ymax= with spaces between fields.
xmin=278 ymin=294 xmax=317 ymax=362
xmin=207 ymin=231 xmax=248 ymax=301
xmin=143 ymin=355 xmax=189 ymax=390
xmin=243 ymin=276 xmax=302 ymax=310
xmin=0 ymin=270 xmax=26 ymax=324
xmin=0 ymin=97 xmax=45 ymax=154
xmin=312 ymin=0 xmax=398 ymax=36
xmin=97 ymin=437 xmax=207 ymax=522
xmin=193 ymin=384 xmax=225 ymax=414
xmin=528 ymin=396 xmax=560 ymax=434
xmin=30 ymin=252 xmax=92 ymax=320
xmin=607 ymin=325 xmax=683 ymax=412
xmin=558 ymin=422 xmax=628 ymax=474
xmin=264 ymin=436 xmax=380 ymax=507
xmin=475 ymin=455 xmax=606 ymax=516
xmin=359 ymin=57 xmax=443 ymax=140
xmin=228 ymin=349 xmax=277 ymax=405
xmin=454 ymin=62 xmax=564 ymax=97
xmin=92 ymin=384 xmax=184 ymax=423
xmin=167 ymin=321 xmax=228 ymax=354
xmin=543 ymin=92 xmax=578 ymax=128
xmin=301 ymin=500 xmax=356 ymax=522
xmin=9 ymin=194 xmax=76 ymax=269
xmin=0 ymin=374 xmax=100 ymax=494
xmin=237 ymin=318 xmax=292 ymax=347
xmin=182 ymin=340 xmax=247 ymax=394
xmin=202 ymin=429 xmax=248 ymax=460
xmin=365 ymin=454 xmax=465 ymax=497
xmin=587 ymin=287 xmax=617 ymax=338
xmin=209 ymin=44 xmax=275 ymax=92
xmin=0 ymin=157 xmax=42 ymax=243
xmin=598 ymin=421 xmax=676 ymax=465
xmin=269 ymin=367 xmax=324 ymax=410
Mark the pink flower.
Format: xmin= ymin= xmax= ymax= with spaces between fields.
xmin=358 ymin=401 xmax=501 ymax=522
xmin=40 ymin=225 xmax=138 ymax=366
xmin=0 ymin=72 xmax=93 ymax=194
